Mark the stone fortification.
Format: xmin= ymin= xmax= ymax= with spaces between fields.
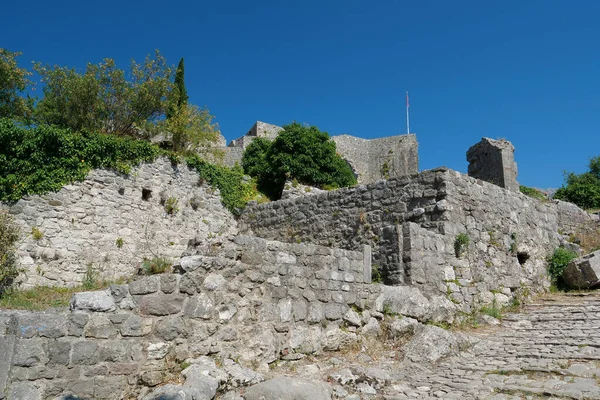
xmin=240 ymin=168 xmax=584 ymax=313
xmin=0 ymin=235 xmax=381 ymax=399
xmin=1 ymin=158 xmax=237 ymax=289
xmin=332 ymin=134 xmax=419 ymax=184
xmin=224 ymin=121 xmax=419 ymax=184
xmin=467 ymin=137 xmax=519 ymax=192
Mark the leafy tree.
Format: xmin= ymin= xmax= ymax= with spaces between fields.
xmin=0 ymin=48 xmax=32 ymax=121
xmin=554 ymin=156 xmax=600 ymax=210
xmin=242 ymin=122 xmax=356 ymax=199
xmin=168 ymin=57 xmax=188 ymax=119
xmin=34 ymin=50 xmax=173 ymax=136
xmin=163 ymin=104 xmax=223 ymax=162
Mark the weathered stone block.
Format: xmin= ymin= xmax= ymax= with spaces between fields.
xmin=562 ymin=250 xmax=600 ymax=289
xmin=71 ymin=341 xmax=99 ymax=365
xmin=46 ymin=341 xmax=71 ymax=366
xmin=128 ymin=276 xmax=159 ymax=295
xmin=183 ymin=293 xmax=214 ymax=319
xmin=70 ymin=291 xmax=116 ymax=312
xmin=138 ymin=294 xmax=185 ymax=316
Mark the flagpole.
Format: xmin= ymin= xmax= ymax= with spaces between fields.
xmin=406 ymin=91 xmax=410 ymax=134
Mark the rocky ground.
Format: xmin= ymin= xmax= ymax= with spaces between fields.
xmin=192 ymin=292 xmax=600 ymax=400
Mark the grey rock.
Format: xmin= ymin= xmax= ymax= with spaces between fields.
xmin=375 ymin=286 xmax=430 ymax=321
xmin=0 ymin=335 xmax=15 ymax=396
xmin=403 ymin=325 xmax=463 ymax=364
xmin=71 ymin=341 xmax=99 ymax=365
xmin=178 ymin=255 xmax=211 ymax=273
xmin=7 ymin=382 xmax=43 ymax=400
xmin=120 ymin=315 xmax=152 ymax=337
xmin=182 ymin=364 xmax=219 ymax=398
xmin=343 ymin=309 xmax=362 ymax=327
xmin=141 ymin=384 xmax=204 ymax=400
xmin=46 ymin=340 xmax=71 ymax=366
xmin=12 ymin=339 xmax=46 ymax=367
xmin=139 ymin=293 xmax=185 ymax=316
xmin=321 ymin=327 xmax=357 ymax=351
xmin=224 ymin=361 xmax=265 ymax=387
xmin=183 ymin=293 xmax=213 ymax=319
xmin=155 ymin=316 xmax=188 ymax=341
xmin=388 ymin=317 xmax=420 ymax=339
xmin=84 ymin=315 xmax=118 ymax=339
xmin=562 ymin=250 xmax=600 ymax=289
xmin=70 ymin=290 xmax=116 ymax=312
xmin=244 ymin=376 xmax=332 ymax=400
xmin=129 ymin=276 xmax=160 ymax=295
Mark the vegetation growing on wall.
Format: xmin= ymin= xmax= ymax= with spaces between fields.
xmin=519 ymin=185 xmax=547 ymax=201
xmin=241 ymin=122 xmax=356 ymax=199
xmin=547 ymin=247 xmax=578 ymax=286
xmin=554 ymin=156 xmax=600 ymax=210
xmin=0 ymin=118 xmax=160 ymax=202
xmin=0 ymin=211 xmax=20 ymax=296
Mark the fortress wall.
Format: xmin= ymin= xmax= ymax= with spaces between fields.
xmin=333 ymin=134 xmax=419 ymax=184
xmin=240 ymin=168 xmax=449 ymax=283
xmin=1 ymin=158 xmax=237 ymax=289
xmin=0 ymin=236 xmax=377 ymax=399
xmin=241 ymin=169 xmax=575 ymax=313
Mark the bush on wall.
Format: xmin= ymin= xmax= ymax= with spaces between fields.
xmin=241 ymin=122 xmax=356 ymax=199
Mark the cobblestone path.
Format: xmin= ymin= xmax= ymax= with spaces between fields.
xmin=389 ymin=293 xmax=600 ymax=399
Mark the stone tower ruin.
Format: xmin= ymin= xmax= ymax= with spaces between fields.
xmin=466 ymin=138 xmax=519 ymax=192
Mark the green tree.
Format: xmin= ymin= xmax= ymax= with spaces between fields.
xmin=163 ymin=104 xmax=224 ymax=162
xmin=0 ymin=49 xmax=32 ymax=121
xmin=34 ymin=50 xmax=173 ymax=136
xmin=168 ymin=58 xmax=188 ymax=119
xmin=554 ymin=156 xmax=600 ymax=210
xmin=242 ymin=122 xmax=356 ymax=199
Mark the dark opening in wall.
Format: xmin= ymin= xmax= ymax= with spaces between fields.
xmin=142 ymin=188 xmax=152 ymax=201
xmin=517 ymin=252 xmax=530 ymax=266
xmin=118 ymin=188 xmax=125 ymax=195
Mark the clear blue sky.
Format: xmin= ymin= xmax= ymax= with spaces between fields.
xmin=4 ymin=0 xmax=600 ymax=188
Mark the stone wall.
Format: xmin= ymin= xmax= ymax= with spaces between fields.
xmin=555 ymin=199 xmax=600 ymax=233
xmin=240 ymin=168 xmax=448 ymax=285
xmin=240 ymin=168 xmax=589 ymax=312
xmin=466 ymin=138 xmax=519 ymax=192
xmin=1 ymin=158 xmax=237 ymax=289
xmin=0 ymin=235 xmax=378 ymax=400
xmin=224 ymin=121 xmax=419 ymax=183
xmin=332 ymin=134 xmax=419 ymax=184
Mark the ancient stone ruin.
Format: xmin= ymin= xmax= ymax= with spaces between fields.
xmin=224 ymin=121 xmax=419 ymax=184
xmin=1 ymin=132 xmax=599 ymax=399
xmin=467 ymin=137 xmax=519 ymax=192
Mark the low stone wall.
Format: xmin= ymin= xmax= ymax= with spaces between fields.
xmin=1 ymin=158 xmax=237 ymax=288
xmin=0 ymin=235 xmax=376 ymax=399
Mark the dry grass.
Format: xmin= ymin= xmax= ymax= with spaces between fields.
xmin=0 ymin=279 xmax=123 ymax=311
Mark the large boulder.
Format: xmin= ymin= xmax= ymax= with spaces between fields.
xmin=244 ymin=377 xmax=332 ymax=400
xmin=562 ymin=250 xmax=600 ymax=289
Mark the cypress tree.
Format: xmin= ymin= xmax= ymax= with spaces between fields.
xmin=175 ymin=58 xmax=188 ymax=108
xmin=168 ymin=58 xmax=188 ymax=119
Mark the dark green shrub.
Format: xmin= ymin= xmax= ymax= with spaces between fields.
xmin=454 ymin=233 xmax=470 ymax=257
xmin=554 ymin=156 xmax=600 ymax=210
xmin=0 ymin=211 xmax=20 ymax=296
xmin=185 ymin=154 xmax=256 ymax=214
xmin=242 ymin=122 xmax=356 ymax=199
xmin=547 ymin=247 xmax=578 ymax=284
